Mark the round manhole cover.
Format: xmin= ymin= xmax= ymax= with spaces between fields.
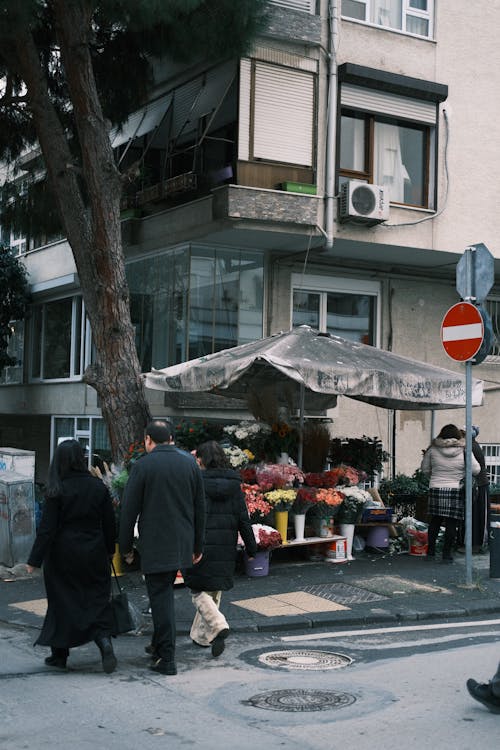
xmin=243 ymin=689 xmax=356 ymax=713
xmin=258 ymin=649 xmax=353 ymax=671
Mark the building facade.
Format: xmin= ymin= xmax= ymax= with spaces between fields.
xmin=1 ymin=0 xmax=500 ymax=483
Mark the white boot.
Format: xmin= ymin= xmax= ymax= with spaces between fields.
xmin=190 ymin=591 xmax=228 ymax=646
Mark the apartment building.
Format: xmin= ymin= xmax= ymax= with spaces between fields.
xmin=1 ymin=0 xmax=499 ymax=482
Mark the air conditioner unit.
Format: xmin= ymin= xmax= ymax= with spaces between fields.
xmin=339 ymin=181 xmax=389 ymax=225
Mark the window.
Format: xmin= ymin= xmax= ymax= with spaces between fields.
xmin=342 ymin=0 xmax=434 ymax=39
xmin=239 ymin=59 xmax=316 ymax=167
xmin=337 ymin=65 xmax=448 ymax=210
xmin=0 ymin=320 xmax=24 ymax=384
xmin=30 ymin=296 xmax=89 ymax=381
xmin=291 ymin=275 xmax=380 ymax=345
xmin=126 ymin=244 xmax=264 ymax=371
xmin=268 ymin=0 xmax=316 ymax=13
xmin=485 ymin=298 xmax=500 ymax=358
xmin=52 ymin=416 xmax=111 ymax=468
xmin=481 ymin=444 xmax=500 ymax=485
xmin=339 ymin=90 xmax=436 ymax=208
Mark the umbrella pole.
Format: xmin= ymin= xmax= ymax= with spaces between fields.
xmin=297 ymin=383 xmax=305 ymax=469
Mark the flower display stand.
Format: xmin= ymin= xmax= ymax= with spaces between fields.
xmin=274 ymin=510 xmax=289 ymax=544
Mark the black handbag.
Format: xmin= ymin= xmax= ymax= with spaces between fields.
xmin=110 ymin=561 xmax=135 ymax=636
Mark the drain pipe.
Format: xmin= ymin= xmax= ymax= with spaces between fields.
xmin=324 ymin=0 xmax=339 ymax=250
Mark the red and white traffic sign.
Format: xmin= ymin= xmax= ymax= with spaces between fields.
xmin=441 ymin=302 xmax=484 ymax=361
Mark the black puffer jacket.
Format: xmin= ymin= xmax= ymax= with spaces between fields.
xmin=183 ymin=468 xmax=258 ymax=591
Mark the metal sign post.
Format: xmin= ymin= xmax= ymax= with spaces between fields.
xmin=452 ymin=244 xmax=494 ymax=586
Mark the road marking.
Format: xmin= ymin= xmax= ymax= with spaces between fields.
xmin=281 ymin=617 xmax=500 ymax=642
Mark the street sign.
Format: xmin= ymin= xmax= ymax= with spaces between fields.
xmin=456 ymin=242 xmax=495 ymax=302
xmin=472 ymin=305 xmax=495 ymax=365
xmin=441 ymin=301 xmax=484 ymax=361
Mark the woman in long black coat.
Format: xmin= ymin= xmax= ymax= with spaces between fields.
xmin=26 ymin=440 xmax=117 ymax=672
xmin=183 ymin=441 xmax=257 ymax=658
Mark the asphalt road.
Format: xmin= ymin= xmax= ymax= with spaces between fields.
xmin=1 ymin=616 xmax=499 ymax=750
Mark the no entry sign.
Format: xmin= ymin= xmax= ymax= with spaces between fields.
xmin=441 ymin=302 xmax=484 ymax=361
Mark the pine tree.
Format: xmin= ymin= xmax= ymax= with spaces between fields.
xmin=0 ymin=0 xmax=268 ymax=460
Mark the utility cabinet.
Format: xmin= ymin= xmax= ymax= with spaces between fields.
xmin=0 ymin=448 xmax=35 ymax=480
xmin=0 ymin=472 xmax=36 ymax=566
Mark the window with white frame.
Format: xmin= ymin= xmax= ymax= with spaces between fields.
xmin=480 ymin=443 xmax=500 ymax=486
xmin=342 ymin=0 xmax=434 ymax=39
xmin=52 ymin=416 xmax=111 ymax=468
xmin=339 ymin=83 xmax=438 ymax=208
xmin=0 ymin=320 xmax=24 ymax=384
xmin=30 ymin=295 xmax=90 ymax=381
xmin=291 ymin=275 xmax=380 ymax=346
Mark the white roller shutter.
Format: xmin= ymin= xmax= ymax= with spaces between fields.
xmin=253 ymin=62 xmax=314 ymax=166
xmin=269 ymin=0 xmax=316 ymax=12
xmin=238 ymin=59 xmax=252 ymax=161
xmin=341 ymin=84 xmax=437 ymax=124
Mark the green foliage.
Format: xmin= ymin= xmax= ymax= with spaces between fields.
xmin=379 ymin=472 xmax=428 ymax=502
xmin=330 ymin=436 xmax=389 ymax=477
xmin=174 ymin=419 xmax=224 ymax=452
xmin=0 ymin=246 xmax=30 ymax=370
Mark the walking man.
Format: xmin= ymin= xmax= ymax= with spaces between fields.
xmin=119 ymin=419 xmax=205 ymax=675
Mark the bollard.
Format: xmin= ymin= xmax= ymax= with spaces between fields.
xmin=489 ymin=513 xmax=500 ymax=579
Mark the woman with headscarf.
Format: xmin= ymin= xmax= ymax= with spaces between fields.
xmin=26 ymin=439 xmax=117 ymax=672
xmin=421 ymin=423 xmax=480 ymax=563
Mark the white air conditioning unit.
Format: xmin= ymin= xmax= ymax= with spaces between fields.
xmin=339 ymin=181 xmax=389 ymax=225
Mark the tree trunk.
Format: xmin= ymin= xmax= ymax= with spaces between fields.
xmin=9 ymin=3 xmax=151 ymax=461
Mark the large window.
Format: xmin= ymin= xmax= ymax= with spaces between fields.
xmin=342 ymin=0 xmax=434 ymax=39
xmin=0 ymin=320 xmax=24 ymax=384
xmin=485 ymin=298 xmax=500 ymax=358
xmin=292 ymin=275 xmax=379 ymax=345
xmin=30 ymin=296 xmax=89 ymax=381
xmin=52 ymin=416 xmax=111 ymax=468
xmin=127 ymin=244 xmax=264 ymax=371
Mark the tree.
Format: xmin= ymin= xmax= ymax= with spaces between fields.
xmin=0 ymin=0 xmax=268 ymax=461
xmin=0 ymin=245 xmax=30 ymax=371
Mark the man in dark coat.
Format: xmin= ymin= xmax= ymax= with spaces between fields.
xmin=119 ymin=419 xmax=205 ymax=675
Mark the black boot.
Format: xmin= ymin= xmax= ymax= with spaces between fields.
xmin=45 ymin=647 xmax=69 ymax=668
xmin=95 ymin=636 xmax=117 ymax=674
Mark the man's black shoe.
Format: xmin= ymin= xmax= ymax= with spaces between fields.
xmin=211 ymin=628 xmax=229 ymax=658
xmin=45 ymin=655 xmax=67 ymax=669
xmin=150 ymin=658 xmax=177 ymax=675
xmin=144 ymin=643 xmax=159 ymax=658
xmin=466 ymin=679 xmax=500 ymax=713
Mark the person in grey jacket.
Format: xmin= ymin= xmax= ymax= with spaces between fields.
xmin=183 ymin=441 xmax=258 ymax=658
xmin=421 ymin=423 xmax=480 ymax=563
xmin=119 ymin=420 xmax=205 ymax=675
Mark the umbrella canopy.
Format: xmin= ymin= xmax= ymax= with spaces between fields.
xmin=144 ymin=326 xmax=483 ymax=411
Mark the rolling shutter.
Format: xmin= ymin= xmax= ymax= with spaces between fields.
xmin=341 ymin=84 xmax=437 ymax=124
xmin=252 ymin=62 xmax=314 ymax=166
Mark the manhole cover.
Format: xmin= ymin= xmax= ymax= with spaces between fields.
xmin=258 ymin=649 xmax=352 ymax=670
xmin=243 ymin=689 xmax=356 ymax=712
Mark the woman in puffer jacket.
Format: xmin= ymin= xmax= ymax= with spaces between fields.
xmin=183 ymin=441 xmax=257 ymax=658
xmin=421 ymin=423 xmax=480 ymax=562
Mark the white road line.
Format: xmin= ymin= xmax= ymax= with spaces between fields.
xmin=281 ymin=617 xmax=500 ymax=642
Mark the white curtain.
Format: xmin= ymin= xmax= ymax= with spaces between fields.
xmin=373 ymin=122 xmax=410 ymax=203
xmin=374 ymin=0 xmax=402 ymax=29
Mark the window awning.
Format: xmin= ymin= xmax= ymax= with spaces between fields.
xmin=110 ymin=92 xmax=173 ymax=148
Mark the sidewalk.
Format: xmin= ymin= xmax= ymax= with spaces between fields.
xmin=2 ymin=547 xmax=500 ymax=637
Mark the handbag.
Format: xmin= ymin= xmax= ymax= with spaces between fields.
xmin=110 ymin=560 xmax=135 ymax=636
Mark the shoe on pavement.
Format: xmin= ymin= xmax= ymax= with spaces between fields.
xmin=44 ymin=655 xmax=67 ymax=669
xmin=144 ymin=643 xmax=159 ymax=659
xmin=466 ymin=679 xmax=500 ymax=713
xmin=150 ymin=658 xmax=177 ymax=675
xmin=211 ymin=628 xmax=229 ymax=658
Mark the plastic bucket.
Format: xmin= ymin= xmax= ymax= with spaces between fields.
xmin=366 ymin=525 xmax=389 ymax=548
xmin=408 ymin=541 xmax=428 ymax=556
xmin=244 ymin=550 xmax=270 ymax=577
xmin=325 ymin=537 xmax=347 ymax=563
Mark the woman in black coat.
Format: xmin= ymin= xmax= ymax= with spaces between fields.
xmin=26 ymin=440 xmax=117 ymax=672
xmin=183 ymin=441 xmax=257 ymax=658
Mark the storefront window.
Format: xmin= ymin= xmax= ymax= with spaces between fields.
xmin=127 ymin=244 xmax=264 ymax=370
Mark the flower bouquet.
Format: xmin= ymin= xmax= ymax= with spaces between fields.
xmin=223 ymin=420 xmax=272 ymax=462
xmin=242 ymin=483 xmax=272 ymax=521
xmin=336 ymin=486 xmax=372 ymax=523
xmin=223 ymin=446 xmax=252 ymax=469
xmin=303 ymin=469 xmax=343 ymax=488
xmin=251 ymin=523 xmax=283 ymax=551
xmin=256 ymin=463 xmax=304 ymax=491
xmin=310 ymin=488 xmax=345 ymax=518
xmin=292 ymin=486 xmax=318 ymax=515
xmin=240 ymin=466 xmax=257 ymax=484
xmin=264 ymin=488 xmax=297 ymax=512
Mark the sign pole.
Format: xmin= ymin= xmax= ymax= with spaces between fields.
xmin=464 ymin=361 xmax=473 ymax=587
